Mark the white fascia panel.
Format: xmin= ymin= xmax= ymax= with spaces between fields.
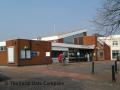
xmin=40 ymin=29 xmax=86 ymax=41
xmin=52 ymin=42 xmax=94 ymax=49
xmin=41 ymin=36 xmax=59 ymax=41
xmin=59 ymin=29 xmax=87 ymax=39
xmin=52 ymin=47 xmax=68 ymax=51
xmin=32 ymin=38 xmax=37 ymax=40
xmin=0 ymin=41 xmax=6 ymax=46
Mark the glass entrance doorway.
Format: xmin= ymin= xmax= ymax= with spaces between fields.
xmin=69 ymin=48 xmax=93 ymax=62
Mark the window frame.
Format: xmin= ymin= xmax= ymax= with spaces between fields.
xmin=112 ymin=41 xmax=118 ymax=46
xmin=0 ymin=46 xmax=7 ymax=51
xmin=112 ymin=50 xmax=120 ymax=59
xmin=20 ymin=49 xmax=26 ymax=59
xmin=26 ymin=50 xmax=31 ymax=59
xmin=20 ymin=49 xmax=31 ymax=60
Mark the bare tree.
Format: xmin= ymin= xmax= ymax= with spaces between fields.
xmin=94 ymin=0 xmax=120 ymax=36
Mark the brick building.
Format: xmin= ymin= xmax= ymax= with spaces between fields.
xmin=83 ymin=35 xmax=111 ymax=61
xmin=33 ymin=30 xmax=94 ymax=62
xmin=98 ymin=35 xmax=120 ymax=60
xmin=0 ymin=30 xmax=111 ymax=66
xmin=34 ymin=30 xmax=110 ymax=62
xmin=0 ymin=39 xmax=52 ymax=66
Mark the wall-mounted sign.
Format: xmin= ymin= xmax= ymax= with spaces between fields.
xmin=31 ymin=51 xmax=40 ymax=57
xmin=46 ymin=52 xmax=50 ymax=57
xmin=31 ymin=51 xmax=37 ymax=57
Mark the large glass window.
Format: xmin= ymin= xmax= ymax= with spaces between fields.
xmin=20 ymin=49 xmax=31 ymax=59
xmin=97 ymin=49 xmax=104 ymax=57
xmin=0 ymin=46 xmax=6 ymax=51
xmin=52 ymin=51 xmax=68 ymax=58
xmin=113 ymin=41 xmax=118 ymax=46
xmin=52 ymin=51 xmax=62 ymax=58
xmin=63 ymin=36 xmax=74 ymax=44
xmin=63 ymin=33 xmax=85 ymax=44
xmin=26 ymin=50 xmax=31 ymax=59
xmin=112 ymin=50 xmax=120 ymax=58
xmin=20 ymin=50 xmax=26 ymax=59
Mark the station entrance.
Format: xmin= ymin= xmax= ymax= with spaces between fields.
xmin=69 ymin=48 xmax=93 ymax=62
xmin=52 ymin=48 xmax=93 ymax=63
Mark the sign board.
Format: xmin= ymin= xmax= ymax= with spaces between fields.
xmin=31 ymin=51 xmax=40 ymax=57
xmin=31 ymin=51 xmax=37 ymax=57
xmin=46 ymin=52 xmax=50 ymax=57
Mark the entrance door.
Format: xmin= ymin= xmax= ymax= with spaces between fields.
xmin=8 ymin=47 xmax=14 ymax=63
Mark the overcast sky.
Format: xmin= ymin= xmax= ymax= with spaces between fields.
xmin=0 ymin=0 xmax=103 ymax=41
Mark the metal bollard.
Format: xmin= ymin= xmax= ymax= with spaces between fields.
xmin=115 ymin=61 xmax=117 ymax=73
xmin=112 ymin=65 xmax=116 ymax=82
xmin=92 ymin=62 xmax=94 ymax=74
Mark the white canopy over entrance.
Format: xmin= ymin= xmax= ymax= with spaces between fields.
xmin=52 ymin=42 xmax=95 ymax=49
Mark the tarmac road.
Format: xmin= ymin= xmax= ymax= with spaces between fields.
xmin=0 ymin=61 xmax=120 ymax=90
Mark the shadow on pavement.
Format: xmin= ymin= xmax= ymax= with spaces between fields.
xmin=0 ymin=74 xmax=10 ymax=82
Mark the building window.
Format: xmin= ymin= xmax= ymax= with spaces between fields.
xmin=52 ymin=51 xmax=62 ymax=58
xmin=63 ymin=36 xmax=74 ymax=44
xmin=26 ymin=50 xmax=31 ymax=59
xmin=20 ymin=49 xmax=31 ymax=59
xmin=112 ymin=50 xmax=120 ymax=59
xmin=113 ymin=41 xmax=118 ymax=46
xmin=20 ymin=49 xmax=26 ymax=59
xmin=98 ymin=50 xmax=103 ymax=57
xmin=0 ymin=46 xmax=6 ymax=51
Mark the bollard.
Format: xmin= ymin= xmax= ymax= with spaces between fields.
xmin=92 ymin=62 xmax=94 ymax=74
xmin=115 ymin=61 xmax=117 ymax=73
xmin=112 ymin=65 xmax=116 ymax=82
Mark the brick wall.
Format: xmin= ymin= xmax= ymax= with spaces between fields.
xmin=83 ymin=36 xmax=111 ymax=61
xmin=18 ymin=39 xmax=52 ymax=66
xmin=83 ymin=36 xmax=97 ymax=45
xmin=104 ymin=43 xmax=111 ymax=60
xmin=83 ymin=36 xmax=97 ymax=61
xmin=0 ymin=39 xmax=52 ymax=66
xmin=0 ymin=51 xmax=7 ymax=65
xmin=74 ymin=37 xmax=83 ymax=45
